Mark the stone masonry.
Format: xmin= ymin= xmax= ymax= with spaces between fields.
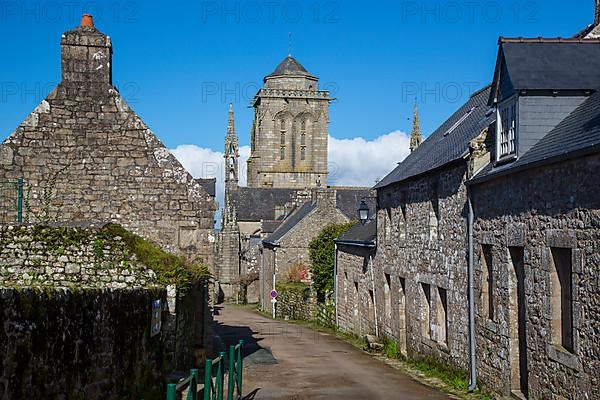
xmin=471 ymin=153 xmax=600 ymax=399
xmin=0 ymin=17 xmax=217 ymax=267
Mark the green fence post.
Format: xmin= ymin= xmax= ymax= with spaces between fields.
xmin=217 ymin=352 xmax=225 ymax=400
xmin=237 ymin=340 xmax=244 ymax=399
xmin=16 ymin=178 xmax=23 ymax=224
xmin=166 ymin=383 xmax=177 ymax=400
xmin=189 ymin=369 xmax=199 ymax=400
xmin=204 ymin=359 xmax=212 ymax=400
xmin=227 ymin=345 xmax=235 ymax=400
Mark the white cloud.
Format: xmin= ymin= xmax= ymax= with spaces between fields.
xmin=328 ymin=131 xmax=410 ymax=187
xmin=169 ymin=130 xmax=410 ymax=213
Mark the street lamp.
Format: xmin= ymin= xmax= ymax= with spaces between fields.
xmin=357 ymin=200 xmax=370 ymax=225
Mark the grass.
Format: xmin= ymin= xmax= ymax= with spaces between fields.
xmin=100 ymin=224 xmax=211 ymax=290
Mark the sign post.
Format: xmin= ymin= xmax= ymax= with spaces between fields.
xmin=270 ymin=289 xmax=278 ymax=319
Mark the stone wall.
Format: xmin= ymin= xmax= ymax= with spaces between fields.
xmin=0 ymin=225 xmax=157 ymax=289
xmin=371 ymin=162 xmax=470 ymax=370
xmin=275 ymin=283 xmax=314 ymax=321
xmin=472 ymin=153 xmax=600 ymax=399
xmin=0 ymin=287 xmax=167 ymax=400
xmin=336 ymin=246 xmax=377 ymax=337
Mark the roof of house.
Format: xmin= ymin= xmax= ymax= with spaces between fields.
xmin=374 ymin=86 xmax=494 ymax=189
xmin=266 ymin=55 xmax=316 ymax=79
xmin=335 ymin=220 xmax=376 ymax=246
xmin=230 ymin=187 xmax=297 ymax=221
xmin=471 ymin=89 xmax=600 ymax=183
xmin=196 ymin=178 xmax=216 ymax=198
xmin=334 ymin=188 xmax=374 ymax=218
xmin=494 ymin=40 xmax=600 ymax=93
xmin=263 ymin=201 xmax=317 ymax=245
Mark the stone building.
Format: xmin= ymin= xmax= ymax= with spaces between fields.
xmin=260 ymin=188 xmax=370 ymax=311
xmin=0 ymin=15 xmax=217 ymax=266
xmin=468 ymin=37 xmax=600 ymax=399
xmin=334 ymin=220 xmax=377 ymax=337
xmin=340 ymin=87 xmax=494 ymax=372
xmin=247 ymin=56 xmax=330 ymax=189
xmin=217 ymin=56 xmax=371 ymax=304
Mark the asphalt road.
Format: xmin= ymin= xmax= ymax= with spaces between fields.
xmin=213 ymin=304 xmax=451 ymax=400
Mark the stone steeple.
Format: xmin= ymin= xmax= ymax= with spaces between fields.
xmin=410 ymin=102 xmax=423 ymax=152
xmin=224 ymin=103 xmax=239 ymax=198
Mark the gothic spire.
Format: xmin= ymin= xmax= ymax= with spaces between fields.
xmin=224 ymin=103 xmax=239 ymax=198
xmin=410 ymin=101 xmax=423 ymax=152
xmin=227 ymin=102 xmax=235 ymax=136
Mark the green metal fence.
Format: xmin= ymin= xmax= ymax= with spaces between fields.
xmin=166 ymin=340 xmax=244 ymax=400
xmin=0 ymin=178 xmax=23 ymax=225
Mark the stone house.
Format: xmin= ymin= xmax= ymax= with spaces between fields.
xmin=334 ymin=220 xmax=377 ymax=337
xmin=0 ymin=15 xmax=217 ymax=266
xmin=359 ymin=87 xmax=494 ymax=372
xmin=468 ymin=38 xmax=600 ymax=399
xmin=260 ymin=188 xmax=369 ymax=311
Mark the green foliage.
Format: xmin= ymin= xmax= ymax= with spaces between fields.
xmin=92 ymin=239 xmax=104 ymax=259
xmin=99 ymin=224 xmax=211 ymax=291
xmin=381 ymin=336 xmax=404 ymax=360
xmin=308 ymin=221 xmax=355 ymax=302
xmin=407 ymin=356 xmax=468 ymax=391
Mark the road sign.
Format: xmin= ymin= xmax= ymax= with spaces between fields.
xmin=270 ymin=290 xmax=278 ymax=299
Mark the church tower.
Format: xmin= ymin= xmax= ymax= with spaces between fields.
xmin=247 ymin=56 xmax=332 ymax=188
xmin=224 ymin=103 xmax=239 ymax=198
xmin=410 ymin=102 xmax=423 ymax=152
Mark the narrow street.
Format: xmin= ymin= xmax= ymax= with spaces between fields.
xmin=213 ymin=304 xmax=451 ymax=400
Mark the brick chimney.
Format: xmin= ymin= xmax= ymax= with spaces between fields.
xmin=313 ymin=189 xmax=337 ymax=208
xmin=61 ymin=14 xmax=112 ymax=84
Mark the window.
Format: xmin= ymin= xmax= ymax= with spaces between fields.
xmin=301 ymin=120 xmax=306 ymax=131
xmin=481 ymin=244 xmax=494 ymax=320
xmin=300 ymin=133 xmax=306 ymax=145
xmin=280 ymin=132 xmax=286 ymax=146
xmin=434 ymin=287 xmax=448 ymax=344
xmin=300 ymin=146 xmax=306 ymax=161
xmin=280 ymin=119 xmax=286 ymax=130
xmin=384 ymin=273 xmax=392 ymax=321
xmin=420 ymin=283 xmax=431 ymax=339
xmin=497 ymin=100 xmax=517 ymax=159
xmin=550 ymin=248 xmax=573 ymax=353
xmin=280 ymin=146 xmax=285 ymax=160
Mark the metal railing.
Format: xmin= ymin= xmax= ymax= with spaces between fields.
xmin=166 ymin=340 xmax=244 ymax=400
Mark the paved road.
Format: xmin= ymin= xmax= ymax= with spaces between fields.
xmin=213 ymin=304 xmax=450 ymax=400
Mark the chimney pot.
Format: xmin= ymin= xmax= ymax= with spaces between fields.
xmin=81 ymin=14 xmax=94 ymax=27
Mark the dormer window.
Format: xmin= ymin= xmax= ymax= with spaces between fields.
xmin=497 ymin=99 xmax=517 ymax=160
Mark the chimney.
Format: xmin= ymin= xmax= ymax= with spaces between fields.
xmin=314 ymin=189 xmax=337 ymax=208
xmin=596 ymin=0 xmax=600 ymax=25
xmin=61 ymin=14 xmax=112 ymax=84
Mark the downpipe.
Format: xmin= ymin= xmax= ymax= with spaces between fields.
xmin=467 ymin=191 xmax=477 ymax=391
xmin=334 ymin=243 xmax=339 ymax=327
xmin=369 ymin=254 xmax=379 ymax=338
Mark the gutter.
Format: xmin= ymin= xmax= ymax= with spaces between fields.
xmin=467 ymin=190 xmax=477 ymax=391
xmin=333 ymin=239 xmax=376 ymax=248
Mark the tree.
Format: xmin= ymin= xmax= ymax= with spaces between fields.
xmin=309 ymin=221 xmax=355 ymax=303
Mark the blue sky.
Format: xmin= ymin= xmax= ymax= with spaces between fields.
xmin=0 ymin=1 xmax=593 ymax=153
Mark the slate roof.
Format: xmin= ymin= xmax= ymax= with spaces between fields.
xmin=335 ymin=220 xmax=376 ymax=246
xmin=334 ymin=188 xmax=374 ymax=218
xmin=495 ymin=40 xmax=600 ymax=93
xmin=266 ymin=56 xmax=316 ymax=79
xmin=196 ymin=178 xmax=216 ymax=198
xmin=374 ymin=86 xmax=494 ymax=189
xmin=230 ymin=187 xmax=297 ymax=222
xmin=263 ymin=202 xmax=316 ymax=246
xmin=471 ymin=90 xmax=600 ymax=183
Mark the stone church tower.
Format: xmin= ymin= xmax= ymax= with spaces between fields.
xmin=247 ymin=56 xmax=331 ymax=188
xmin=219 ymin=104 xmax=241 ymax=300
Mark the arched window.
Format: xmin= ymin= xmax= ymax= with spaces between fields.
xmin=301 ymin=133 xmax=306 ymax=146
xmin=301 ymin=120 xmax=306 ymax=131
xmin=280 ymin=146 xmax=285 ymax=160
xmin=280 ymin=119 xmax=286 ymax=130
xmin=300 ymin=147 xmax=306 ymax=160
xmin=280 ymin=132 xmax=286 ymax=145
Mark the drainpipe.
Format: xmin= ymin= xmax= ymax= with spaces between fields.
xmin=272 ymin=249 xmax=277 ymax=319
xmin=369 ymin=254 xmax=379 ymax=338
xmin=334 ymin=242 xmax=339 ymax=326
xmin=467 ymin=190 xmax=477 ymax=391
